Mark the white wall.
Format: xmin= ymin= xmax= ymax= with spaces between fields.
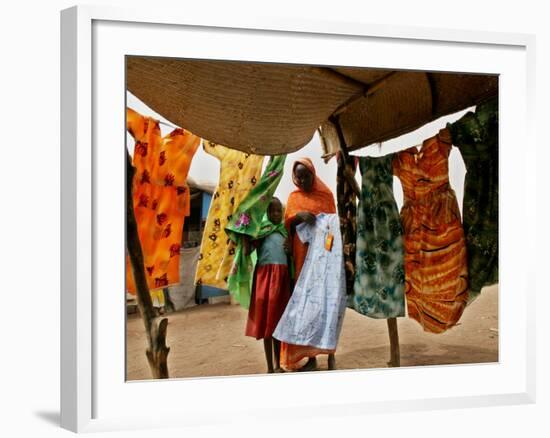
xmin=1 ymin=1 xmax=548 ymax=437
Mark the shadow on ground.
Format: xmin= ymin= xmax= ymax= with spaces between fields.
xmin=34 ymin=411 xmax=60 ymax=427
xmin=336 ymin=342 xmax=498 ymax=371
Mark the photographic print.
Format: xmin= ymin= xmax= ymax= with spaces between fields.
xmin=124 ymin=57 xmax=499 ymax=381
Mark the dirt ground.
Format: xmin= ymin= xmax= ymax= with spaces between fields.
xmin=126 ymin=285 xmax=498 ymax=380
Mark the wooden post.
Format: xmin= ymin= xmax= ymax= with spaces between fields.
xmin=386 ymin=317 xmax=400 ymax=367
xmin=126 ymin=151 xmax=170 ymax=379
xmin=329 ymin=114 xmax=401 ymax=368
xmin=328 ymin=115 xmax=361 ymax=198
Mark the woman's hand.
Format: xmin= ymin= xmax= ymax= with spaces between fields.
xmin=296 ymin=212 xmax=316 ymax=225
xmin=290 ymin=211 xmax=316 ymax=235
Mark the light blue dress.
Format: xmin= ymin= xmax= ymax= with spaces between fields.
xmin=273 ymin=213 xmax=347 ymax=350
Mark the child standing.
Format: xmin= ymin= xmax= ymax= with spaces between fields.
xmin=244 ymin=197 xmax=291 ymax=373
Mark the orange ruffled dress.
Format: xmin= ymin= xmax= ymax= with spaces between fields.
xmin=126 ymin=108 xmax=200 ymax=293
xmin=392 ymin=129 xmax=469 ymax=333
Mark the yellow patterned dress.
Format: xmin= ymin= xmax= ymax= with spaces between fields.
xmin=194 ymin=141 xmax=264 ymax=289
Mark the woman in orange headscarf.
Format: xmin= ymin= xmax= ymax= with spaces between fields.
xmin=280 ymin=158 xmax=337 ymax=371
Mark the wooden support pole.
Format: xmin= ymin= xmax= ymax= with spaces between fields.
xmin=126 ymin=151 xmax=170 ymax=379
xmin=328 ymin=115 xmax=361 ymax=198
xmin=386 ymin=317 xmax=400 ymax=367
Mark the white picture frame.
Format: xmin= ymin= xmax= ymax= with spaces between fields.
xmin=60 ymin=5 xmax=536 ymax=433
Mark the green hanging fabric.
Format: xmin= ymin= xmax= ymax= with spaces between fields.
xmin=447 ymin=98 xmax=498 ymax=299
xmin=225 ymin=154 xmax=287 ymax=308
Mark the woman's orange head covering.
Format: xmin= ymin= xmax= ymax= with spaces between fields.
xmin=291 ymin=157 xmax=315 ymax=187
xmin=285 ymin=158 xmax=336 ymax=227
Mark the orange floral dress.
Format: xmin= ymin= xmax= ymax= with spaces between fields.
xmin=126 ymin=108 xmax=200 ymax=293
xmin=392 ymin=129 xmax=469 ymax=333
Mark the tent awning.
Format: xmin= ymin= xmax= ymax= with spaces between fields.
xmin=127 ymin=57 xmax=497 ymax=154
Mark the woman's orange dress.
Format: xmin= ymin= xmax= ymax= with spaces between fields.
xmin=392 ymin=129 xmax=469 ymax=333
xmin=280 ymin=158 xmax=337 ymax=370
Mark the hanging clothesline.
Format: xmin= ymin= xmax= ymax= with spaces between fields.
xmin=125 ymin=105 xmax=181 ymax=130
xmin=158 ymin=119 xmax=179 ymax=129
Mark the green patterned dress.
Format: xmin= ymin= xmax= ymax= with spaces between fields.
xmin=350 ymin=154 xmax=405 ymax=318
xmin=447 ymin=99 xmax=498 ymax=299
xmin=224 ymin=154 xmax=287 ymax=308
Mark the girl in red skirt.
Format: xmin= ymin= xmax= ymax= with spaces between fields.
xmin=244 ymin=197 xmax=291 ymax=373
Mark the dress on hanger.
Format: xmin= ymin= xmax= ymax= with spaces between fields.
xmin=194 ymin=141 xmax=264 ymax=289
xmin=447 ymin=99 xmax=498 ymax=299
xmin=126 ymin=108 xmax=200 ymax=293
xmin=350 ymin=153 xmax=406 ymax=319
xmin=393 ymin=129 xmax=469 ymax=333
xmin=336 ymin=152 xmax=358 ymax=296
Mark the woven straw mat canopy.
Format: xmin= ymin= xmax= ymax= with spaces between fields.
xmin=127 ymin=57 xmax=498 ymax=155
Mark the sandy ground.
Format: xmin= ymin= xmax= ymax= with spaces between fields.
xmin=126 ymin=285 xmax=498 ymax=380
